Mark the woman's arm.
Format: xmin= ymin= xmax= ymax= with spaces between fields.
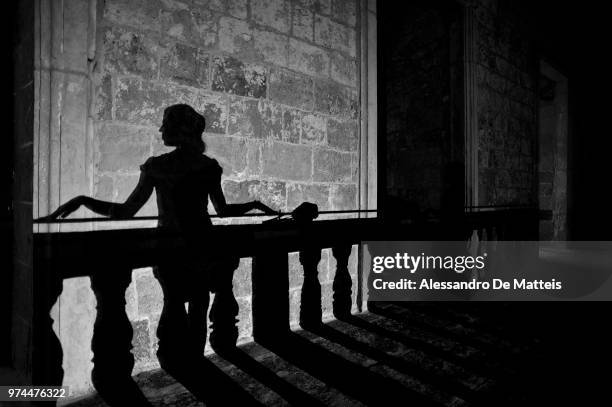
xmin=41 ymin=172 xmax=154 ymax=220
xmin=209 ymin=179 xmax=278 ymax=217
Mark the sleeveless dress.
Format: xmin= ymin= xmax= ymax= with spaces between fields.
xmin=140 ymin=150 xmax=222 ymax=300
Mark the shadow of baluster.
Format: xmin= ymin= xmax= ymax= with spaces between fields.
xmin=332 ymin=245 xmax=353 ymax=320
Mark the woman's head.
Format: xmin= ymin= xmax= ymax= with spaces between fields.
xmin=159 ymin=104 xmax=206 ymax=152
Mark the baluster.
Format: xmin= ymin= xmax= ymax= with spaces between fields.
xmin=299 ymin=247 xmax=322 ymax=329
xmin=332 ymin=245 xmax=353 ymax=320
xmin=209 ymin=256 xmax=241 ymax=351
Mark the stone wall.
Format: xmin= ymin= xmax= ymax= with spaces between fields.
xmin=473 ymin=0 xmax=538 ymax=206
xmin=37 ymin=0 xmax=364 ymax=399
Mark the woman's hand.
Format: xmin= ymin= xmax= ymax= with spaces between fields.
xmin=40 ymin=196 xmax=86 ymax=220
xmin=253 ymin=200 xmax=281 ymax=216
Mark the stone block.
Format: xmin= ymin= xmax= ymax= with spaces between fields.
xmin=114 ymin=77 xmax=193 ymax=126
xmin=204 ymin=135 xmax=248 ymax=176
xmin=301 ymin=113 xmax=326 ymax=145
xmin=131 ymin=319 xmax=151 ymax=363
xmin=160 ymin=1 xmax=217 ymax=48
xmin=222 ymin=179 xmax=287 ymax=210
xmin=194 ymin=92 xmax=229 ymax=134
xmin=253 ymin=28 xmax=290 ymax=66
xmin=93 ymin=73 xmax=112 ymax=120
xmin=160 ymin=42 xmax=209 ymax=87
xmin=330 ymin=183 xmax=357 ymax=210
xmin=286 ymin=183 xmax=330 ymax=210
xmin=228 ymin=0 xmax=248 ymax=19
xmin=299 ymin=0 xmax=331 ymax=15
xmin=135 ymin=270 xmax=163 ymax=317
xmin=331 ymin=0 xmax=357 ymax=27
xmin=94 ymin=174 xmax=114 ymax=200
xmin=293 ymin=4 xmax=314 ymax=41
xmin=251 ymin=0 xmax=291 ymax=33
xmin=330 ymin=52 xmax=357 ymax=87
xmin=314 ymin=14 xmax=355 ymax=56
xmin=211 ymin=56 xmax=267 ymax=98
xmin=102 ymin=27 xmax=161 ymax=79
xmin=96 ymin=122 xmax=151 ymax=173
xmin=245 ymin=139 xmax=263 ymax=175
xmin=262 ymin=141 xmax=312 ymax=181
xmin=313 ymin=148 xmax=352 ymax=182
xmin=281 ymin=109 xmax=302 ymax=144
xmin=269 ymin=69 xmax=314 ymax=111
xmin=288 ymin=38 xmax=330 ymax=77
xmin=104 ymin=0 xmax=163 ymax=32
xmin=115 ymin=174 xmax=140 ymax=202
xmin=193 ymin=0 xmax=225 ymax=11
xmin=327 ymin=118 xmax=358 ymax=151
xmin=314 ymin=80 xmax=358 ymax=118
xmin=228 ymin=99 xmax=282 ymax=139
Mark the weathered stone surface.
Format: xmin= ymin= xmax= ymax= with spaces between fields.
xmin=193 ymin=0 xmax=225 ymax=11
xmin=223 ymin=179 xmax=287 ymax=210
xmin=300 ymin=0 xmax=331 ymax=15
xmin=160 ymin=42 xmax=209 ymax=87
xmin=314 ymin=80 xmax=358 ymax=118
xmin=211 ymin=56 xmax=267 ymax=98
xmin=135 ymin=270 xmax=163 ymax=317
xmin=227 ymin=0 xmax=248 ymax=19
xmin=269 ymin=69 xmax=314 ymax=111
xmin=114 ymin=78 xmax=191 ymax=126
xmin=251 ymin=0 xmax=291 ymax=33
xmin=103 ymin=27 xmax=161 ymax=79
xmin=194 ymin=92 xmax=228 ymax=134
xmin=330 ymin=52 xmax=357 ymax=86
xmin=330 ymin=183 xmax=357 ymax=210
xmin=115 ymin=174 xmax=140 ymax=202
xmin=236 ymin=296 xmax=252 ymax=341
xmin=262 ymin=141 xmax=312 ymax=181
xmin=281 ymin=109 xmax=302 ymax=144
xmin=104 ymin=0 xmax=163 ymax=31
xmin=253 ymin=28 xmax=290 ymax=66
xmin=229 ymin=99 xmax=282 ymax=139
xmin=96 ymin=122 xmax=151 ymax=173
xmin=94 ymin=174 xmax=114 ymax=200
xmin=301 ymin=113 xmax=326 ymax=145
xmin=131 ymin=319 xmax=151 ymax=363
xmin=313 ymin=148 xmax=352 ymax=182
xmin=218 ymin=17 xmax=289 ymax=66
xmin=204 ymin=135 xmax=248 ymax=176
xmin=233 ymin=258 xmax=253 ymax=297
xmin=331 ymin=0 xmax=357 ymax=27
xmin=246 ymin=139 xmax=263 ymax=175
xmin=314 ymin=14 xmax=355 ymax=56
xmin=293 ymin=4 xmax=314 ymax=41
xmin=160 ymin=1 xmax=217 ymax=47
xmin=288 ymin=38 xmax=330 ymax=77
xmin=327 ymin=118 xmax=358 ymax=151
xmin=287 ymin=183 xmax=330 ymax=210
xmin=93 ymin=74 xmax=113 ymax=120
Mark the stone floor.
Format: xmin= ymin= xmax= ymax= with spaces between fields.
xmin=64 ymin=302 xmax=561 ymax=406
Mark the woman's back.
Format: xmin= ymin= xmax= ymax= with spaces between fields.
xmin=142 ymin=149 xmax=221 ymax=231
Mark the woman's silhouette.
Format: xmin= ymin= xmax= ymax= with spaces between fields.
xmin=44 ymin=104 xmax=277 ymax=404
